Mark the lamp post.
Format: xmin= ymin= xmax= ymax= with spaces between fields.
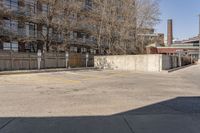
xmin=198 ymin=15 xmax=200 ymax=63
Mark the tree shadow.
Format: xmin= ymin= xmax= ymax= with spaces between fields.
xmin=0 ymin=97 xmax=200 ymax=133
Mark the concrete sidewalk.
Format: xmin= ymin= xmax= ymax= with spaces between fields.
xmin=0 ymin=64 xmax=195 ymax=75
xmin=1 ymin=97 xmax=200 ymax=133
xmin=0 ymin=114 xmax=200 ymax=133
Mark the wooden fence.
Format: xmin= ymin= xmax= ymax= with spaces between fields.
xmin=0 ymin=51 xmax=94 ymax=71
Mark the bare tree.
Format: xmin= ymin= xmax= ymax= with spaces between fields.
xmin=0 ymin=0 xmax=160 ymax=54
xmin=93 ymin=0 xmax=160 ymax=55
xmin=135 ymin=0 xmax=160 ymax=54
xmin=33 ymin=0 xmax=81 ymax=52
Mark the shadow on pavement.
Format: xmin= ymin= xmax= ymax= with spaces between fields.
xmin=0 ymin=97 xmax=200 ymax=133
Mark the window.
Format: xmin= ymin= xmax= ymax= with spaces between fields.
xmin=42 ymin=26 xmax=47 ymax=36
xmin=77 ymin=32 xmax=84 ymax=38
xmin=25 ymin=0 xmax=36 ymax=15
xmin=18 ymin=22 xmax=25 ymax=36
xmin=12 ymin=42 xmax=18 ymax=51
xmin=11 ymin=20 xmax=18 ymax=33
xmin=85 ymin=0 xmax=92 ymax=10
xmin=41 ymin=26 xmax=53 ymax=38
xmin=3 ymin=19 xmax=18 ymax=33
xmin=3 ymin=42 xmax=11 ymax=51
xmin=49 ymin=28 xmax=53 ymax=37
xmin=69 ymin=12 xmax=77 ymax=21
xmin=42 ymin=4 xmax=48 ymax=15
xmin=70 ymin=31 xmax=74 ymax=39
xmin=70 ymin=46 xmax=77 ymax=53
xmin=74 ymin=32 xmax=77 ymax=38
xmin=90 ymin=49 xmax=96 ymax=54
xmin=4 ymin=0 xmax=18 ymax=11
xmin=3 ymin=19 xmax=11 ymax=30
xmin=81 ymin=48 xmax=87 ymax=53
xmin=28 ymin=23 xmax=37 ymax=37
xmin=3 ymin=42 xmax=18 ymax=52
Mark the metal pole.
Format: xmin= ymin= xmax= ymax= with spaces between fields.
xmin=179 ymin=51 xmax=181 ymax=67
xmin=86 ymin=53 xmax=89 ymax=67
xmin=37 ymin=50 xmax=42 ymax=70
xmin=198 ymin=15 xmax=200 ymax=61
xmin=199 ymin=38 xmax=200 ymax=60
xmin=65 ymin=51 xmax=69 ymax=69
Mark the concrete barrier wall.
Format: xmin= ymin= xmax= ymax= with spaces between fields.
xmin=162 ymin=55 xmax=179 ymax=70
xmin=94 ymin=54 xmax=192 ymax=72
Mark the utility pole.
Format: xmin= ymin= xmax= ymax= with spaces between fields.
xmin=198 ymin=15 xmax=200 ymax=63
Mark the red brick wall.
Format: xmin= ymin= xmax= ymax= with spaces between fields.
xmin=146 ymin=47 xmax=158 ymax=54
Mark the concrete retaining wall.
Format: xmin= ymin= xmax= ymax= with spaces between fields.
xmin=94 ymin=54 xmax=192 ymax=72
xmin=162 ymin=55 xmax=179 ymax=70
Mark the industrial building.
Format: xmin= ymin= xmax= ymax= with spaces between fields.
xmin=147 ymin=19 xmax=200 ymax=61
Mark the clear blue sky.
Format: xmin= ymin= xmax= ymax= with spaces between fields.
xmin=155 ymin=0 xmax=200 ymax=40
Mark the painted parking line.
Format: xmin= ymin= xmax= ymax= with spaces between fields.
xmin=0 ymin=71 xmax=132 ymax=85
xmin=38 ymin=76 xmax=81 ymax=84
xmin=63 ymin=71 xmax=131 ymax=81
xmin=64 ymin=72 xmax=101 ymax=79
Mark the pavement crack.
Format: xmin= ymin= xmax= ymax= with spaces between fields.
xmin=123 ymin=116 xmax=136 ymax=133
xmin=0 ymin=118 xmax=16 ymax=131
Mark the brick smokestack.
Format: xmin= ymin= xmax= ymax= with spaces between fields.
xmin=167 ymin=19 xmax=173 ymax=46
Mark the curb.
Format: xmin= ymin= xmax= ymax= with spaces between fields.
xmin=0 ymin=67 xmax=98 ymax=75
xmin=166 ymin=64 xmax=194 ymax=73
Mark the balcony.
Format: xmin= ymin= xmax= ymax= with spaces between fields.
xmin=68 ymin=37 xmax=97 ymax=46
xmin=0 ymin=27 xmax=38 ymax=39
xmin=29 ymin=30 xmax=37 ymax=38
xmin=16 ymin=29 xmax=37 ymax=39
xmin=0 ymin=27 xmax=18 ymax=37
xmin=18 ymin=28 xmax=26 ymax=38
xmin=1 ymin=5 xmax=26 ymax=17
xmin=36 ymin=32 xmax=64 ymax=43
xmin=75 ymin=24 xmax=97 ymax=34
xmin=0 ymin=26 xmax=97 ymax=46
xmin=82 ymin=5 xmax=93 ymax=11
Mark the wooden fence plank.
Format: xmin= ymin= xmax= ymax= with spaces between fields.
xmin=0 ymin=52 xmax=94 ymax=71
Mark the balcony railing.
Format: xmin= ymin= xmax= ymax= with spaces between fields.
xmin=0 ymin=28 xmax=18 ymax=37
xmin=68 ymin=38 xmax=97 ymax=46
xmin=0 ymin=27 xmax=97 ymax=45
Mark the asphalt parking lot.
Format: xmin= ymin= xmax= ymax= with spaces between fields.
xmin=0 ymin=65 xmax=200 ymax=133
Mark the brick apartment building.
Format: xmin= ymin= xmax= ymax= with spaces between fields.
xmin=0 ymin=0 xmax=98 ymax=54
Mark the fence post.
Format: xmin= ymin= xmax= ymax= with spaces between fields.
xmin=56 ymin=52 xmax=59 ymax=68
xmin=29 ymin=53 xmax=31 ymax=70
xmin=65 ymin=51 xmax=69 ymax=68
xmin=37 ymin=50 xmax=42 ymax=70
xmin=178 ymin=51 xmax=182 ymax=67
xmin=43 ymin=52 xmax=46 ymax=69
xmin=10 ymin=51 xmax=13 ymax=70
xmin=86 ymin=53 xmax=89 ymax=67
